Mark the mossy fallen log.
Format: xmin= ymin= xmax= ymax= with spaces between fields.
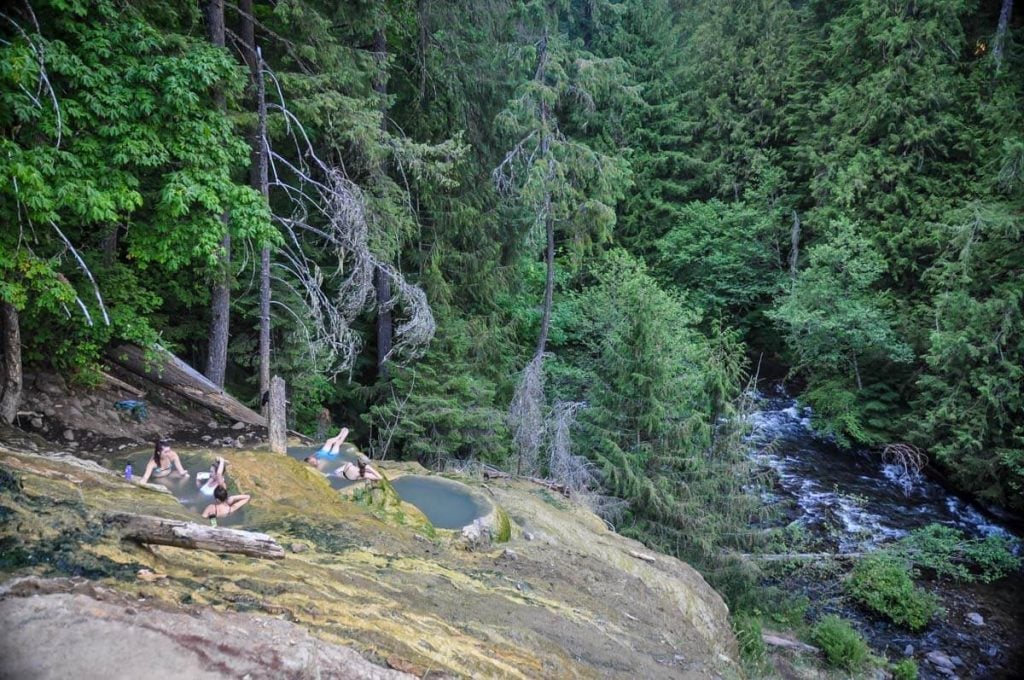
xmin=104 ymin=511 xmax=285 ymax=559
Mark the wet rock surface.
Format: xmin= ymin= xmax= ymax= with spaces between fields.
xmin=0 ymin=444 xmax=739 ymax=679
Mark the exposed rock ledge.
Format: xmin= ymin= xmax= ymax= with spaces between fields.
xmin=0 ymin=577 xmax=411 ymax=680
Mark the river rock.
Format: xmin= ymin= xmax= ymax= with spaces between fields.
xmin=36 ymin=373 xmax=67 ymax=396
xmin=62 ymin=429 xmax=75 ymax=442
xmin=966 ymin=612 xmax=984 ymax=626
xmin=231 ymin=421 xmax=246 ymax=430
xmin=207 ymin=420 xmax=218 ymax=429
xmin=30 ymin=417 xmax=43 ymax=429
xmin=926 ymin=650 xmax=956 ymax=670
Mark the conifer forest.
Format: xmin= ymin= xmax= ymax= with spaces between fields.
xmin=2 ymin=1 xmax=1023 ymax=674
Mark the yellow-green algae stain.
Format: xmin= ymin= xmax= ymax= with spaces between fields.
xmin=0 ymin=445 xmax=740 ymax=679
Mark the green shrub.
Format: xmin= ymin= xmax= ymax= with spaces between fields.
xmin=892 ymin=524 xmax=1020 ymax=583
xmin=731 ymin=614 xmax=766 ymax=667
xmin=811 ymin=615 xmax=870 ymax=670
xmin=892 ymin=657 xmax=919 ymax=680
xmin=846 ymin=555 xmax=942 ymax=630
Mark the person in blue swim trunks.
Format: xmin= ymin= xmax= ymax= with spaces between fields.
xmin=303 ymin=428 xmax=350 ymax=469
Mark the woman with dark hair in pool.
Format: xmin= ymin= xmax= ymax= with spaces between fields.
xmin=334 ymin=455 xmax=382 ymax=482
xmin=137 ymin=439 xmax=189 ymax=485
xmin=195 ymin=456 xmax=227 ymax=496
xmin=201 ymin=485 xmax=250 ymax=526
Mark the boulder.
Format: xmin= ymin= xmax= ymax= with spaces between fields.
xmin=36 ymin=373 xmax=67 ymax=396
xmin=926 ymin=650 xmax=956 ymax=670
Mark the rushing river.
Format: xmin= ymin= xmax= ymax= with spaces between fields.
xmin=747 ymin=385 xmax=1024 ymax=679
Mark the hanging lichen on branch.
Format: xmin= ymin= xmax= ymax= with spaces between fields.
xmin=260 ymin=66 xmax=438 ymax=376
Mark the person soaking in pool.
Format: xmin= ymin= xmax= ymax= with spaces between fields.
xmin=316 ymin=427 xmax=350 ymax=458
xmin=195 ymin=456 xmax=227 ymax=496
xmin=302 ymin=427 xmax=352 ymax=469
xmin=137 ymin=440 xmax=189 ymax=484
xmin=333 ymin=455 xmax=382 ymax=482
xmin=202 ymin=485 xmax=250 ymax=526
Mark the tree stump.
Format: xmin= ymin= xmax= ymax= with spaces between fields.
xmin=268 ymin=375 xmax=287 ymax=454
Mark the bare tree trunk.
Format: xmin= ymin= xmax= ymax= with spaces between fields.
xmin=536 ymin=166 xmax=554 ymax=357
xmin=240 ymin=0 xmax=272 ymax=409
xmin=416 ymin=0 xmax=429 ymax=104
xmin=101 ymin=226 xmax=119 ymax=268
xmin=372 ymin=28 xmax=393 ymax=380
xmin=0 ymin=301 xmax=22 ymax=424
xmin=993 ymin=0 xmax=1014 ymax=71
xmin=534 ymin=31 xmax=553 ymax=358
xmin=267 ymin=375 xmax=287 ymax=454
xmin=788 ymin=210 xmax=800 ymax=279
xmin=375 ymin=267 xmax=393 ymax=373
xmin=509 ymin=31 xmax=552 ymax=477
xmin=204 ymin=0 xmax=231 ymax=388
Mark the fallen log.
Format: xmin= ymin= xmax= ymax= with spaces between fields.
xmin=627 ymin=549 xmax=657 ymax=563
xmin=762 ymin=631 xmax=819 ymax=654
xmin=99 ymin=370 xmax=145 ymax=397
xmin=733 ymin=552 xmax=865 ymax=562
xmin=106 ymin=343 xmax=264 ymax=427
xmin=105 ymin=511 xmax=285 ymax=559
xmin=481 ymin=467 xmax=570 ymax=497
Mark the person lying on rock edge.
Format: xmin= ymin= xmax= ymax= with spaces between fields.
xmin=333 ymin=455 xmax=382 ymax=482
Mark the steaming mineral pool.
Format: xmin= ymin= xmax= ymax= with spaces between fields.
xmin=748 ymin=384 xmax=1024 ymax=679
xmin=390 ymin=475 xmax=492 ymax=530
xmin=118 ymin=450 xmax=247 ymax=527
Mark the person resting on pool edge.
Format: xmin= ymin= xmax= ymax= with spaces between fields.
xmin=333 ymin=455 xmax=382 ymax=482
xmin=202 ymin=485 xmax=250 ymax=526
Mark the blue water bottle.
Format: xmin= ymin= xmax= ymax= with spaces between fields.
xmin=125 ymin=461 xmax=133 ymax=480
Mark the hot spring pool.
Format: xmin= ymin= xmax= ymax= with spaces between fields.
xmin=120 ymin=450 xmax=247 ymax=527
xmin=390 ymin=475 xmax=492 ymax=530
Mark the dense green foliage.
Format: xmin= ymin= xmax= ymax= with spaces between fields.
xmin=889 ymin=523 xmax=1020 ymax=583
xmin=1 ymin=0 xmax=1021 ymax=615
xmin=846 ymin=554 xmax=943 ymax=630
